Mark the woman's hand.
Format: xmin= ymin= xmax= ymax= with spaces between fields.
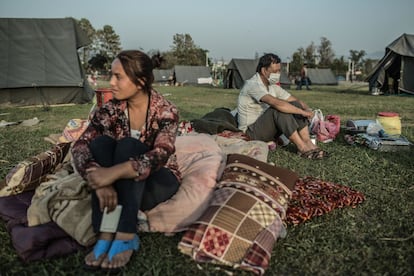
xmin=95 ymin=186 xmax=118 ymax=212
xmin=86 ymin=166 xmax=117 ymax=189
xmin=86 ymin=162 xmax=137 ymax=190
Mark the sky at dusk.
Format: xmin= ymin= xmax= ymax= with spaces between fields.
xmin=1 ymin=0 xmax=413 ymax=62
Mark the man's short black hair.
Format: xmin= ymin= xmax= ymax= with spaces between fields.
xmin=256 ymin=53 xmax=281 ymax=72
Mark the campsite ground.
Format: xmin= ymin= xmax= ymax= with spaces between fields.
xmin=0 ymin=83 xmax=413 ymax=275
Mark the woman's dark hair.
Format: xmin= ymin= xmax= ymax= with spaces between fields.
xmin=256 ymin=53 xmax=281 ymax=72
xmin=116 ymin=50 xmax=164 ymax=94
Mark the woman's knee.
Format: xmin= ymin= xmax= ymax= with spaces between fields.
xmin=117 ymin=137 xmax=149 ymax=152
xmin=89 ymin=135 xmax=116 ymax=153
xmin=114 ymin=137 xmax=149 ymax=162
xmin=141 ymin=169 xmax=180 ymax=210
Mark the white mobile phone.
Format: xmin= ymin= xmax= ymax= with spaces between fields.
xmin=100 ymin=205 xmax=122 ymax=233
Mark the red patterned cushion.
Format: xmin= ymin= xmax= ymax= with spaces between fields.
xmin=178 ymin=154 xmax=297 ymax=275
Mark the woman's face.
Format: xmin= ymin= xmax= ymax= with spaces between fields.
xmin=109 ymin=58 xmax=141 ymax=100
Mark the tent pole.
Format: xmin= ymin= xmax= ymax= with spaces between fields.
xmin=399 ymin=58 xmax=404 ymax=95
xmin=33 ymin=85 xmax=50 ymax=110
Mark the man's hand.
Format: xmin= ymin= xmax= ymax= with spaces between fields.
xmin=303 ymin=109 xmax=314 ymax=119
xmin=95 ymin=186 xmax=118 ymax=212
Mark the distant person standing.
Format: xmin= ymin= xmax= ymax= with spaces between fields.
xmin=297 ymin=63 xmax=311 ymax=90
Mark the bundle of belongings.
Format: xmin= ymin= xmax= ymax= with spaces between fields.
xmin=344 ymin=112 xmax=412 ymax=151
xmin=309 ymin=109 xmax=341 ymax=143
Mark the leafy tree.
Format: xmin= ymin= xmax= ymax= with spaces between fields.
xmin=290 ymin=42 xmax=320 ymax=74
xmin=75 ymin=18 xmax=96 ymax=70
xmin=304 ymin=42 xmax=316 ymax=65
xmin=331 ymin=56 xmax=348 ymax=77
xmin=290 ymin=49 xmax=305 ymax=75
xmin=168 ymin=33 xmax=209 ymax=66
xmin=348 ymin=50 xmax=366 ymax=81
xmin=96 ymin=25 xmax=122 ymax=69
xmin=288 ymin=38 xmax=370 ymax=80
xmin=74 ymin=18 xmax=121 ymax=72
xmin=159 ymin=51 xmax=177 ymax=69
xmin=349 ymin=49 xmax=366 ymax=69
xmin=88 ymin=54 xmax=108 ymax=71
xmin=318 ymin=37 xmax=335 ymax=67
xmin=290 ymin=37 xmax=335 ymax=74
xmin=361 ymin=58 xmax=376 ymax=79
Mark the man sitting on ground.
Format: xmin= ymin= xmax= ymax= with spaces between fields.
xmin=236 ymin=53 xmax=328 ymax=159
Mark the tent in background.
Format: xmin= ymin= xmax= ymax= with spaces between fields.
xmin=365 ymin=33 xmax=414 ymax=95
xmin=0 ymin=18 xmax=94 ymax=106
xmin=153 ymin=69 xmax=173 ymax=85
xmin=307 ymin=68 xmax=338 ymax=85
xmin=224 ymin=58 xmax=290 ymax=89
xmin=173 ymin=65 xmax=212 ymax=85
xmin=224 ymin=59 xmax=257 ymax=89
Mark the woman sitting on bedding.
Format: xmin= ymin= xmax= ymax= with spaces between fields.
xmin=71 ymin=50 xmax=181 ymax=272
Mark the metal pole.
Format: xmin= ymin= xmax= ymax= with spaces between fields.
xmin=206 ymin=52 xmax=208 ymax=67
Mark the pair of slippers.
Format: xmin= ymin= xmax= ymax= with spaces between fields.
xmin=298 ymin=148 xmax=329 ymax=160
xmin=84 ymin=235 xmax=140 ymax=273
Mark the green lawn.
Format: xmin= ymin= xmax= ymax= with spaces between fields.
xmin=0 ymin=84 xmax=413 ymax=275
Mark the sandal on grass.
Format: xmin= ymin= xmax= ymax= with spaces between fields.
xmin=83 ymin=239 xmax=112 ymax=270
xmin=298 ymin=148 xmax=329 ymax=160
xmin=298 ymin=149 xmax=318 ymax=159
xmin=102 ymin=234 xmax=140 ymax=273
xmin=312 ymin=148 xmax=329 ymax=159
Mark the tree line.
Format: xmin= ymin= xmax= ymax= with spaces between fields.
xmin=76 ymin=18 xmax=377 ymax=80
xmin=76 ymin=18 xmax=208 ymax=75
xmin=289 ymin=37 xmax=375 ymax=80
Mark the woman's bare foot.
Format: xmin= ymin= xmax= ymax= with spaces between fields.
xmin=101 ymin=232 xmax=139 ymax=270
xmin=84 ymin=232 xmax=113 ymax=269
xmin=85 ymin=250 xmax=107 ymax=268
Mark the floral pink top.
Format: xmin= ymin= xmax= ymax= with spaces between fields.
xmin=71 ymin=89 xmax=181 ymax=182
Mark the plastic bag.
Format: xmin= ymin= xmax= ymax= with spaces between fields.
xmin=311 ymin=111 xmax=340 ymax=143
xmin=325 ymin=115 xmax=341 ymax=138
xmin=309 ymin=109 xmax=324 ymax=132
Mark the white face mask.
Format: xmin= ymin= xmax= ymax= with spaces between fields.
xmin=268 ymin=73 xmax=280 ymax=85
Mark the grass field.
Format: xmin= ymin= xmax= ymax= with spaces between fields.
xmin=1 ymin=83 xmax=413 ymax=275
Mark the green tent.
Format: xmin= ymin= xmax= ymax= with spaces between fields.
xmin=153 ymin=69 xmax=173 ymax=85
xmin=365 ymin=33 xmax=414 ymax=95
xmin=224 ymin=58 xmax=290 ymax=89
xmin=173 ymin=65 xmax=212 ymax=85
xmin=0 ymin=18 xmax=94 ymax=106
xmin=307 ymin=68 xmax=338 ymax=85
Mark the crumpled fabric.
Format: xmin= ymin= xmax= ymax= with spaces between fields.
xmin=0 ymin=191 xmax=84 ymax=262
xmin=27 ymin=172 xmax=96 ymax=246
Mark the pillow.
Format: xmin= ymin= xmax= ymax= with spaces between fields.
xmin=0 ymin=142 xmax=71 ymax=197
xmin=146 ymin=134 xmax=226 ymax=233
xmin=58 ymin=119 xmax=89 ymax=143
xmin=178 ymin=154 xmax=298 ymax=275
xmin=213 ymin=135 xmax=269 ymax=163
